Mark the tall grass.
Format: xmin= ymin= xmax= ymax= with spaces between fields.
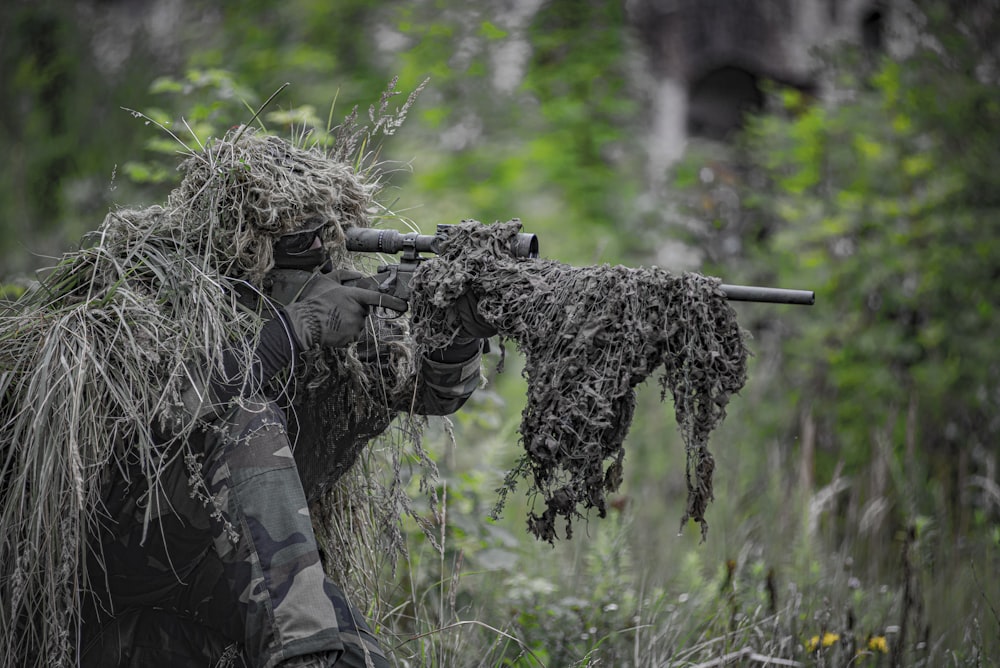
xmin=323 ymin=371 xmax=998 ymax=667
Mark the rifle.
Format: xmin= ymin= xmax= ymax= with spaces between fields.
xmin=345 ymin=224 xmax=815 ymax=306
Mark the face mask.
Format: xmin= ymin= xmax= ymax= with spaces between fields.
xmin=265 ymin=218 xmax=334 ymax=305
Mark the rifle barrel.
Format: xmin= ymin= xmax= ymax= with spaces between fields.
xmin=720 ymin=284 xmax=815 ymax=305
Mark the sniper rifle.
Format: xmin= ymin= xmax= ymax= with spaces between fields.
xmin=345 ymin=224 xmax=815 ymax=306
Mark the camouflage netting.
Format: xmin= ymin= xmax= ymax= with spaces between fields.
xmin=0 ymin=122 xmax=401 ymax=666
xmin=408 ymin=220 xmax=750 ymax=543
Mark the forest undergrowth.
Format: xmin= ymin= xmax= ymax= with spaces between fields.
xmin=329 ymin=379 xmax=999 ymax=668
xmin=372 ymin=498 xmax=997 ymax=666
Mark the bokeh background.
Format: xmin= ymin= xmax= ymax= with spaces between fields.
xmin=2 ymin=0 xmax=998 ymax=665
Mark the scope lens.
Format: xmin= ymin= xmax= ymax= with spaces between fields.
xmin=513 ymin=233 xmax=539 ymax=258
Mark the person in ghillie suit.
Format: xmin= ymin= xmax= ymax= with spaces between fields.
xmin=0 ymin=124 xmax=494 ymax=667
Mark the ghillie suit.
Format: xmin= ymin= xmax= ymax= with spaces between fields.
xmin=0 ymin=117 xmax=434 ymax=666
xmin=409 ymin=220 xmax=750 ymax=542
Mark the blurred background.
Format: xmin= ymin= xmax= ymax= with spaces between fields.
xmin=2 ymin=0 xmax=998 ymax=664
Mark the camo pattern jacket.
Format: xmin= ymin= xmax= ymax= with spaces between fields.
xmin=79 ymin=349 xmax=482 ymax=668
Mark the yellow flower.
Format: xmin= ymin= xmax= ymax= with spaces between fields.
xmin=868 ymin=635 xmax=888 ymax=653
xmin=805 ymin=632 xmax=840 ymax=652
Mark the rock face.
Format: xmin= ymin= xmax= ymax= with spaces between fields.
xmin=627 ymin=0 xmax=886 ymax=168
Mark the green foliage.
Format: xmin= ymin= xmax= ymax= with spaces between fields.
xmin=670 ymin=6 xmax=1000 ymax=548
xmin=0 ymin=282 xmax=27 ymax=301
xmin=388 ymin=0 xmax=643 ymax=264
xmin=0 ymin=2 xmax=164 ymax=271
xmin=373 ymin=468 xmax=989 ymax=666
xmin=740 ymin=44 xmax=1000 ymax=506
xmin=189 ymin=0 xmax=381 ymax=104
xmin=660 ymin=4 xmax=1000 ymax=659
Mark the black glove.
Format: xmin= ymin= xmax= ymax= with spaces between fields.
xmin=333 ymin=270 xmax=495 ymax=340
xmin=453 ymin=292 xmax=498 ymax=339
xmin=283 ymin=270 xmax=408 ymax=351
xmin=420 ymin=292 xmax=496 ymax=365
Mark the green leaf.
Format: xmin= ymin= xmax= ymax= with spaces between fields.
xmin=479 ymin=21 xmax=508 ymax=40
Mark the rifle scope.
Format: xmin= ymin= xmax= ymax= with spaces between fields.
xmin=345 ymin=226 xmax=539 ymax=259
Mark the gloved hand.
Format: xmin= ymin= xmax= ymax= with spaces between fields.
xmin=282 ymin=270 xmax=408 ymax=351
xmin=423 ymin=291 xmax=497 ymax=365
xmin=337 ymin=272 xmax=497 ymax=340
xmin=453 ymin=291 xmax=498 ymax=340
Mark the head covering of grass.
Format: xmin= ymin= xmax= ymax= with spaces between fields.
xmin=408 ymin=220 xmax=750 ymax=542
xmin=0 ymin=99 xmax=406 ymax=664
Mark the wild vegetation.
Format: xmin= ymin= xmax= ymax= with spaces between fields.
xmin=1 ymin=0 xmax=997 ymax=665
